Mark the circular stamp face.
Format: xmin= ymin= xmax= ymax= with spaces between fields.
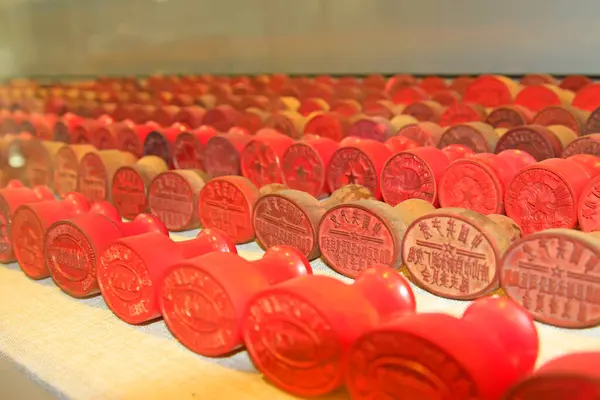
xmin=244 ymin=291 xmax=342 ymax=396
xmin=403 ymin=214 xmax=499 ymax=299
xmin=563 ymin=137 xmax=600 ymax=158
xmin=304 ymin=114 xmax=343 ymax=142
xmin=160 ymin=265 xmax=236 ymax=355
xmin=319 ymin=205 xmax=396 ymax=278
xmin=439 ymin=104 xmax=482 ymax=127
xmin=398 ymin=124 xmax=437 ymax=146
xmin=505 ymin=168 xmax=575 ymax=235
xmin=53 ymin=121 xmax=70 ymax=143
xmin=78 ymin=153 xmax=108 ymax=202
xmin=45 ymin=223 xmax=96 ymax=296
xmin=534 ymin=107 xmax=580 ymax=133
xmin=111 ymin=167 xmax=147 ymax=220
xmin=12 ymin=207 xmax=45 ymax=278
xmin=98 ymin=243 xmax=152 ymax=322
xmin=380 ymin=153 xmax=436 ymax=206
xmin=485 ymin=107 xmax=527 ymax=129
xmin=0 ymin=198 xmax=12 ymax=261
xmin=240 ymin=141 xmax=283 ymax=188
xmin=506 ymin=376 xmax=600 ymax=400
xmin=579 ymin=178 xmax=600 ymax=232
xmin=204 ymin=137 xmax=241 ymax=177
xmin=172 ymin=133 xmax=203 ymax=170
xmin=438 ymin=126 xmax=490 ymax=153
xmin=148 ymin=172 xmax=195 ymax=231
xmin=54 ymin=147 xmax=79 ymax=198
xmin=351 ymin=120 xmax=387 ymax=141
xmin=117 ymin=128 xmax=142 ymax=158
xmin=496 ymin=128 xmax=555 ymax=161
xmin=347 ymin=331 xmax=479 ymax=400
xmin=501 ymin=232 xmax=600 ymax=328
xmin=439 ymin=161 xmax=501 ymax=215
xmin=198 ymin=178 xmax=253 ymax=243
xmin=26 ymin=145 xmax=53 ymax=187
xmin=282 ymin=143 xmax=325 ymax=197
xmin=327 ymin=148 xmax=378 ymax=195
xmin=586 ymin=108 xmax=600 ymax=134
xmin=253 ymin=195 xmax=315 ymax=257
xmin=143 ymin=131 xmax=170 ymax=164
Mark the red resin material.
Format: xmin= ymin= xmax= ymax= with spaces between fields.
xmin=98 ymin=228 xmax=236 ymax=324
xmin=171 ymin=125 xmax=218 ymax=170
xmin=142 ymin=124 xmax=186 ymax=167
xmin=203 ymin=133 xmax=253 ymax=178
xmin=160 ymin=245 xmax=312 ymax=357
xmin=240 ymin=132 xmax=294 ymax=188
xmin=242 ymin=265 xmax=416 ymax=397
xmin=45 ymin=208 xmax=167 ymax=298
xmin=346 ymin=297 xmax=538 ymax=400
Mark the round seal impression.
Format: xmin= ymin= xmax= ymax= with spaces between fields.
xmin=485 ymin=105 xmax=533 ymax=129
xmin=281 ymin=142 xmax=330 ymax=198
xmin=204 ymin=134 xmax=252 ymax=178
xmin=533 ymin=105 xmax=587 ymax=135
xmin=240 ymin=140 xmax=285 ymax=188
xmin=53 ymin=145 xmax=95 ymax=198
xmin=77 ymin=152 xmax=110 ymax=202
xmin=303 ymin=112 xmax=348 ymax=142
xmin=111 ymin=166 xmax=148 ymax=220
xmin=198 ymin=176 xmax=259 ymax=244
xmin=326 ymin=147 xmax=379 ymax=198
xmin=438 ymin=122 xmax=499 ymax=153
xmin=562 ymin=134 xmax=600 ymax=158
xmin=585 ymin=106 xmax=600 ymax=134
xmin=495 ymin=125 xmax=563 ymax=161
xmin=11 ymin=206 xmax=46 ymax=279
xmin=500 ymin=229 xmax=600 ymax=328
xmin=439 ymin=103 xmax=486 ymax=127
xmin=402 ymin=210 xmax=508 ymax=299
xmin=397 ymin=122 xmax=443 ymax=147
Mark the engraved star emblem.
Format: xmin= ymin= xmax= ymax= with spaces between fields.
xmin=349 ymin=231 xmax=360 ymax=241
xmin=461 ymin=188 xmax=477 ymax=204
xmin=296 ymin=166 xmax=306 ymax=178
xmin=552 ymin=266 xmax=563 ymax=278
xmin=443 ymin=243 xmax=455 ymax=254
xmin=346 ymin=170 xmax=359 ymax=184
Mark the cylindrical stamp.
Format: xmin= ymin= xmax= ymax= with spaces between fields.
xmin=439 ymin=102 xmax=487 ymax=127
xmin=148 ymin=169 xmax=206 ymax=231
xmin=396 ymin=122 xmax=444 ymax=147
xmin=235 ymin=107 xmax=267 ymax=134
xmin=392 ymin=86 xmax=429 ymax=105
xmin=505 ymin=158 xmax=591 ymax=234
xmin=239 ymin=132 xmax=294 ymax=188
xmin=297 ymin=98 xmax=330 ymax=116
xmin=93 ymin=123 xmax=120 ymax=150
xmin=303 ymin=111 xmax=350 ymax=142
xmin=330 ymin=99 xmax=362 ymax=118
xmin=348 ymin=115 xmax=395 ymax=142
xmin=258 ymin=182 xmax=288 ymax=196
xmin=500 ymin=229 xmax=600 ymax=328
xmin=533 ymin=105 xmax=589 ymax=135
xmin=174 ymin=105 xmax=206 ymax=129
xmin=12 ymin=193 xmax=90 ymax=279
xmin=463 ymin=74 xmax=522 ymax=107
xmin=520 ymin=73 xmax=557 ymax=86
xmin=53 ymin=144 xmax=97 ymax=199
xmin=495 ymin=124 xmax=577 ymax=161
xmin=585 ymin=106 xmax=600 ymax=134
xmin=346 ymin=297 xmax=538 ymax=400
xmin=576 ymin=164 xmax=600 ymax=232
xmin=30 ymin=114 xmax=58 ymax=140
xmin=197 ymin=176 xmax=260 ymax=244
xmin=385 ymin=74 xmax=418 ymax=96
xmin=326 ymin=138 xmax=392 ymax=199
xmin=419 ymin=76 xmax=448 ymax=94
xmin=318 ymin=198 xmax=436 ymax=278
xmin=505 ymin=352 xmax=600 ymax=399
xmin=45 ymin=210 xmax=168 ymax=298
xmin=563 ymin=133 xmax=600 ymax=157
xmin=281 ymin=136 xmax=338 ymax=198
xmin=514 ymin=84 xmax=574 ymax=112
xmin=53 ymin=113 xmax=83 ymax=143
xmin=380 ymin=147 xmax=451 ymax=206
xmin=485 ymin=105 xmax=535 ymax=129
xmin=98 ymin=228 xmax=236 ymax=324
xmin=112 ymin=156 xmax=168 ymax=220
xmin=431 ymin=89 xmax=461 ymax=106
xmin=264 ymin=110 xmax=306 ymax=139
xmin=253 ymin=189 xmax=324 ymax=260
xmin=171 ymin=125 xmax=218 ymax=170
xmin=440 ymin=144 xmax=475 ymax=162
xmin=116 ymin=121 xmax=158 ymax=158
xmin=24 ymin=140 xmax=63 ymax=189
xmin=573 ymin=83 xmax=600 ymax=111
xmin=438 ymin=121 xmax=500 ymax=153
xmin=487 ymin=214 xmax=522 ymax=243
xmin=402 ymin=208 xmax=511 ymax=299
xmin=201 ymin=104 xmax=242 ymax=131
xmin=77 ymin=150 xmax=137 ymax=202
xmin=560 ymin=75 xmax=592 ymax=92
xmin=142 ymin=124 xmax=186 ymax=167
xmin=203 ymin=133 xmax=253 ymax=178
xmin=401 ymin=100 xmax=445 ymax=123
xmin=151 ymin=105 xmax=181 ymax=127
xmin=439 ymin=151 xmax=536 ymax=215
xmin=320 ymin=184 xmax=376 ymax=210
xmin=243 ymin=265 xmax=415 ymax=397
xmin=361 ymin=99 xmax=401 ymax=119
xmin=0 ymin=184 xmax=54 ymax=263
xmin=71 ymin=116 xmax=112 ymax=146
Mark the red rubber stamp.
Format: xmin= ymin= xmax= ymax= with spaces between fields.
xmin=380 ymin=147 xmax=451 ymax=206
xmin=463 ymin=75 xmax=522 ymax=107
xmin=72 ymin=116 xmax=113 ymax=146
xmin=242 ymin=265 xmax=416 ymax=397
xmin=397 ymin=121 xmax=444 ymax=147
xmin=203 ymin=132 xmax=253 ymax=178
xmin=0 ymin=184 xmax=54 ymax=263
xmin=174 ymin=105 xmax=206 ymax=129
xmin=573 ymin=83 xmax=600 ymax=111
xmin=439 ymin=150 xmax=535 ymax=214
xmin=318 ymin=198 xmax=435 ymax=278
xmin=402 ymin=208 xmax=513 ymax=299
xmin=346 ymin=297 xmax=538 ymax=400
xmin=142 ymin=124 xmax=186 ymax=167
xmin=505 ymin=352 xmax=600 ymax=400
xmin=440 ymin=144 xmax=475 ymax=162
xmin=25 ymin=140 xmax=64 ymax=189
xmin=560 ymin=75 xmax=592 ymax=92
xmin=485 ymin=105 xmax=534 ymax=129
xmin=78 ymin=150 xmax=137 ymax=202
xmin=349 ymin=115 xmax=396 ymax=142
xmin=98 ymin=228 xmax=236 ymax=324
xmin=160 ymin=245 xmax=312 ymax=357
xmin=151 ymin=105 xmax=181 ymax=127
xmin=281 ymin=136 xmax=338 ymax=198
xmin=172 ymin=125 xmax=218 ymax=170
xmin=438 ymin=121 xmax=501 ymax=153
xmin=520 ymin=73 xmax=557 ymax=86
xmin=500 ymin=229 xmax=600 ymax=328
xmin=439 ymin=102 xmax=487 ymax=127
xmin=401 ymin=100 xmax=445 ymax=123
xmin=53 ymin=113 xmax=84 ymax=143
xmin=563 ymin=134 xmax=600 ymax=157
xmin=419 ymin=76 xmax=448 ymax=94
xmin=330 ymin=99 xmax=362 ymax=118
xmin=515 ymin=84 xmax=574 ymax=112
xmin=240 ymin=131 xmax=294 ymax=188
xmin=201 ymin=104 xmax=242 ymax=131
xmin=533 ymin=105 xmax=589 ymax=135
xmin=585 ymin=106 xmax=600 ymax=134
xmin=392 ymin=86 xmax=429 ymax=105
xmin=198 ymin=176 xmax=260 ymax=244
xmin=45 ymin=208 xmax=167 ymax=298
xmin=112 ymin=156 xmax=168 ymax=220
xmin=116 ymin=121 xmax=160 ymax=158
xmin=148 ymin=170 xmax=206 ymax=231
xmin=12 ymin=193 xmax=91 ymax=279
xmin=505 ymin=158 xmax=591 ymax=234
xmin=496 ymin=124 xmax=576 ymax=161
xmin=53 ymin=144 xmax=97 ymax=199
xmin=326 ymin=138 xmax=392 ymax=199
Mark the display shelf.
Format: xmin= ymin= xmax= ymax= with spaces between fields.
xmin=0 ymin=229 xmax=599 ymax=400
